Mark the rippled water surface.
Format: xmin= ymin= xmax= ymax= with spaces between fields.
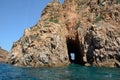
xmin=0 ymin=63 xmax=120 ymax=80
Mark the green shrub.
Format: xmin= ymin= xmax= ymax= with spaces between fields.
xmin=116 ymin=0 xmax=120 ymax=4
xmin=29 ymin=35 xmax=37 ymax=40
xmin=81 ymin=0 xmax=89 ymax=5
xmin=94 ymin=15 xmax=103 ymax=23
xmin=49 ymin=18 xmax=59 ymax=23
xmin=73 ymin=22 xmax=81 ymax=30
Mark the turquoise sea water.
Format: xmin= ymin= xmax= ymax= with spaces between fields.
xmin=0 ymin=63 xmax=120 ymax=80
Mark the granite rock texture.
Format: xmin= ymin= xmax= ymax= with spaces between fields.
xmin=7 ymin=0 xmax=120 ymax=67
xmin=0 ymin=47 xmax=8 ymax=63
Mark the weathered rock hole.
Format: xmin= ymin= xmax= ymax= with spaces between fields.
xmin=66 ymin=37 xmax=83 ymax=65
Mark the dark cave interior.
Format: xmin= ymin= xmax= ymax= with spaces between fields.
xmin=66 ymin=38 xmax=83 ymax=64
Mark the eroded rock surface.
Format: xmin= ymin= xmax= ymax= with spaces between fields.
xmin=7 ymin=22 xmax=69 ymax=67
xmin=82 ymin=22 xmax=120 ymax=67
xmin=0 ymin=47 xmax=8 ymax=63
xmin=7 ymin=0 xmax=120 ymax=67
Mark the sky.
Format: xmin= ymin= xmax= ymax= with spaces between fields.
xmin=0 ymin=0 xmax=64 ymax=51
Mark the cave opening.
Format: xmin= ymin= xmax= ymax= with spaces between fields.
xmin=67 ymin=37 xmax=83 ymax=64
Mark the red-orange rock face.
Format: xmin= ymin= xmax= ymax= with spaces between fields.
xmin=7 ymin=0 xmax=120 ymax=67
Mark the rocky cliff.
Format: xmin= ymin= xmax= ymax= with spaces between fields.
xmin=7 ymin=0 xmax=120 ymax=67
xmin=0 ymin=47 xmax=8 ymax=63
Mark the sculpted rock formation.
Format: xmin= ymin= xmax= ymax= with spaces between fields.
xmin=8 ymin=22 xmax=70 ymax=67
xmin=0 ymin=47 xmax=8 ymax=63
xmin=83 ymin=22 xmax=120 ymax=67
xmin=7 ymin=0 xmax=120 ymax=67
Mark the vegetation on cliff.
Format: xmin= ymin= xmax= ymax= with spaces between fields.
xmin=7 ymin=0 xmax=120 ymax=67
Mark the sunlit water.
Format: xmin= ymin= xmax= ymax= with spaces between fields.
xmin=0 ymin=63 xmax=120 ymax=80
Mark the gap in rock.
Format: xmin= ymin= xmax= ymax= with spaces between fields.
xmin=66 ymin=35 xmax=84 ymax=65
